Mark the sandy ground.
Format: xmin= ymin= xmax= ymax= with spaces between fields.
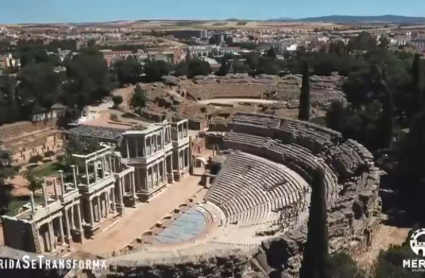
xmin=355 ymin=222 xmax=409 ymax=273
xmin=197 ymin=98 xmax=281 ymax=105
xmin=72 ymin=175 xmax=205 ymax=257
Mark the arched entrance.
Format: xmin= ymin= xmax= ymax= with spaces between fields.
xmin=192 ymin=156 xmax=207 ymax=176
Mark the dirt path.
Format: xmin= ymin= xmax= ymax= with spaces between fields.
xmin=197 ymin=98 xmax=282 ymax=105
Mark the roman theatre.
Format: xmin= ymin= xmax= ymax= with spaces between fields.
xmin=1 ymin=112 xmax=381 ymax=278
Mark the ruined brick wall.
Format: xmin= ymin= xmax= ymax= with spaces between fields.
xmin=0 ymin=120 xmax=58 ymax=142
xmin=1 ymin=216 xmax=38 ymax=253
xmin=95 ymin=249 xmax=253 ymax=278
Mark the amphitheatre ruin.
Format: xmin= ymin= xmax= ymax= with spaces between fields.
xmin=0 ymin=73 xmax=382 ymax=278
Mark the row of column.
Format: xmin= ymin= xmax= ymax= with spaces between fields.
xmin=87 ymin=186 xmax=117 ymax=227
xmin=63 ymin=202 xmax=84 ymax=243
xmin=118 ymin=171 xmax=137 ymax=207
xmin=126 ymin=132 xmax=166 ymax=159
xmin=145 ymin=157 xmax=168 ymax=191
xmin=81 ymin=154 xmax=113 ymax=186
xmin=176 ymin=147 xmax=190 ymax=172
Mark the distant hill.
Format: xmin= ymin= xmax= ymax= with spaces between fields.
xmin=272 ymin=15 xmax=425 ymax=23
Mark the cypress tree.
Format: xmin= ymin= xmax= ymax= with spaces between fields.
xmin=411 ymin=54 xmax=423 ymax=114
xmin=299 ymin=168 xmax=329 ymax=278
xmin=380 ymin=69 xmax=395 ymax=149
xmin=298 ymin=61 xmax=311 ymax=121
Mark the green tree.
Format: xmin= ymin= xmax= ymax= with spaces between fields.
xmin=380 ymin=69 xmax=395 ymax=149
xmin=63 ymin=135 xmax=100 ymax=169
xmin=373 ymin=244 xmax=420 ymax=278
xmin=112 ymin=95 xmax=123 ymax=108
xmin=265 ymin=46 xmax=277 ymax=58
xmin=411 ymin=54 xmax=423 ymax=114
xmin=299 ymin=168 xmax=329 ymax=278
xmin=217 ymin=57 xmax=230 ymax=76
xmin=0 ymin=75 xmax=20 ymax=125
xmin=257 ymin=57 xmax=280 ymax=75
xmin=187 ymin=59 xmax=212 ymax=78
xmin=143 ymin=60 xmax=171 ymax=82
xmin=113 ymin=56 xmax=143 ymax=87
xmin=25 ymin=169 xmax=43 ymax=193
xmin=129 ymin=84 xmax=148 ymax=114
xmin=0 ymin=146 xmax=15 ymax=215
xmin=298 ymin=62 xmax=311 ymax=121
xmin=326 ymin=252 xmax=366 ymax=278
xmin=62 ymin=49 xmax=113 ymax=109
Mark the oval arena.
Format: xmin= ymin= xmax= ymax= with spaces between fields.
xmin=1 ymin=112 xmax=381 ymax=278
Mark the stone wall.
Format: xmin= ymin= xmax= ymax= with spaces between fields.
xmin=101 ymin=249 xmax=253 ymax=278
xmin=1 ymin=216 xmax=38 ymax=253
xmin=188 ymin=118 xmax=208 ymax=130
xmin=0 ymin=120 xmax=57 ymax=142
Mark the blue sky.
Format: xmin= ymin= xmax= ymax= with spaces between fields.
xmin=1 ymin=0 xmax=425 ymax=24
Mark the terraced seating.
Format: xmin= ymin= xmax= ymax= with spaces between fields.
xmin=327 ymin=139 xmax=375 ymax=179
xmin=230 ymin=112 xmax=281 ymax=128
xmin=277 ymin=118 xmax=343 ymax=153
xmin=207 ymin=151 xmax=307 ymax=226
xmin=222 ymin=132 xmax=339 ymax=206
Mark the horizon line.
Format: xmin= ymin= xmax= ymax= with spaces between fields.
xmin=2 ymin=14 xmax=425 ymax=26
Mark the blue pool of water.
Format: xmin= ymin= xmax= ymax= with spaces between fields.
xmin=154 ymin=207 xmax=207 ymax=244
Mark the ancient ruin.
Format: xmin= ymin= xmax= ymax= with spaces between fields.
xmin=1 ymin=112 xmax=381 ymax=278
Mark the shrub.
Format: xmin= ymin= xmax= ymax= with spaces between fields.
xmin=28 ymin=155 xmax=43 ymax=164
xmin=56 ymin=154 xmax=64 ymax=163
xmin=112 ymin=95 xmax=123 ymax=107
xmin=44 ymin=150 xmax=56 ymax=157
xmin=110 ymin=114 xmax=119 ymax=121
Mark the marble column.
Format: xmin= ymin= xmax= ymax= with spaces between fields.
xmin=106 ymin=190 xmax=110 ymax=218
xmin=131 ymin=172 xmax=137 ymax=207
xmin=96 ymin=195 xmax=101 ymax=222
xmin=85 ymin=162 xmax=89 ymax=185
xmin=176 ymin=151 xmax=180 ymax=174
xmin=170 ymin=154 xmax=174 ymax=183
xmin=71 ymin=165 xmax=77 ymax=187
xmin=76 ymin=204 xmax=84 ymax=243
xmin=58 ymin=216 xmax=64 ymax=244
xmin=64 ymin=207 xmax=71 ymax=242
xmin=108 ymin=155 xmax=113 ymax=174
xmin=163 ymin=159 xmax=166 ymax=183
xmin=102 ymin=157 xmax=106 ymax=178
xmin=111 ymin=188 xmax=116 ymax=212
xmin=144 ymin=138 xmax=147 ymax=156
xmin=126 ymin=138 xmax=130 ymax=158
xmin=88 ymin=198 xmax=94 ymax=226
xmin=48 ymin=221 xmax=54 ymax=251
xmin=70 ymin=204 xmax=75 ymax=229
xmin=59 ymin=170 xmax=65 ymax=194
xmin=118 ymin=178 xmax=124 ymax=214
xmin=52 ymin=179 xmax=58 ymax=200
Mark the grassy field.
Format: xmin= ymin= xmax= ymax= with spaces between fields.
xmin=6 ymin=195 xmax=44 ymax=216
xmin=30 ymin=162 xmax=63 ymax=177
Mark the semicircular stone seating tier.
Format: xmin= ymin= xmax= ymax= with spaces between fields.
xmin=207 ymin=112 xmax=378 ymax=230
xmin=206 ymin=151 xmax=308 ymax=226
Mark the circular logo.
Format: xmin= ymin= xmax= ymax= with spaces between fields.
xmin=410 ymin=228 xmax=425 ymax=257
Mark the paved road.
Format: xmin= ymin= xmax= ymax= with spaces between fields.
xmin=197 ymin=98 xmax=283 ymax=105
